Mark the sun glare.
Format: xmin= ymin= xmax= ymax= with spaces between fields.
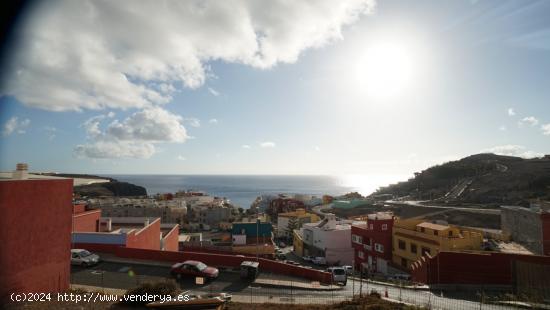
xmin=356 ymin=40 xmax=416 ymax=100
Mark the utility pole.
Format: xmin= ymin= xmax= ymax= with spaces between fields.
xmin=256 ymin=209 xmax=259 ymax=262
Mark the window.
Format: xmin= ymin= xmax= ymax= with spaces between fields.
xmin=410 ymin=243 xmax=417 ymax=254
xmin=421 ymin=247 xmax=431 ymax=256
xmin=449 ymin=230 xmax=453 ymax=237
xmin=369 ymin=224 xmax=373 ymax=230
xmin=401 ymin=258 xmax=407 ymax=268
xmin=358 ymin=251 xmax=364 ymax=259
xmin=375 ymin=243 xmax=384 ymax=253
xmin=420 ymin=227 xmax=425 ymax=233
xmin=434 ymin=230 xmax=438 ymax=236
xmin=352 ymin=234 xmax=363 ymax=244
xmin=398 ymin=239 xmax=406 ymax=250
xmin=381 ymin=224 xmax=388 ymax=230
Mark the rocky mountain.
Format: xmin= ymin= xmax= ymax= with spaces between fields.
xmin=74 ymin=181 xmax=147 ymax=197
xmin=372 ymin=153 xmax=550 ymax=205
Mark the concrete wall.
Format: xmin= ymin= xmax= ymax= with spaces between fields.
xmin=501 ymin=206 xmax=543 ymax=254
xmin=112 ymin=247 xmax=332 ymax=283
xmin=162 ymin=225 xmax=179 ymax=251
xmin=126 ymin=218 xmax=161 ymax=250
xmin=0 ymin=179 xmax=73 ymax=303
xmin=72 ymin=210 xmax=100 ymax=232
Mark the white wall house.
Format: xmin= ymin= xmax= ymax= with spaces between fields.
xmin=300 ymin=214 xmax=365 ymax=265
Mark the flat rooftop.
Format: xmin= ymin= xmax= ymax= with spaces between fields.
xmin=417 ymin=222 xmax=450 ymax=231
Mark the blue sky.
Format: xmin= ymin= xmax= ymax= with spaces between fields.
xmin=1 ymin=0 xmax=549 ymax=185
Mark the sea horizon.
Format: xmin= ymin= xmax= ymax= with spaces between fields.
xmin=103 ymin=174 xmax=410 ymax=208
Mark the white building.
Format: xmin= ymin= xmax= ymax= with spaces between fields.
xmin=300 ymin=214 xmax=365 ymax=265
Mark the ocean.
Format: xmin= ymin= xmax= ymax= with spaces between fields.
xmin=104 ymin=174 xmax=409 ymax=208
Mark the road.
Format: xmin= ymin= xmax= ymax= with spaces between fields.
xmin=387 ymin=200 xmax=501 ymax=215
xmin=71 ymin=261 xmax=517 ymax=309
xmin=312 ymin=203 xmax=332 ymax=218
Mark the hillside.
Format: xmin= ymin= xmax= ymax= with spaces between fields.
xmin=372 ymin=153 xmax=550 ymax=205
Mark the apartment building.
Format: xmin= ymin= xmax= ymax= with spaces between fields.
xmin=0 ymin=164 xmax=73 ymax=302
xmin=300 ymin=214 xmax=364 ymax=265
xmin=277 ymin=208 xmax=320 ymax=239
xmin=351 ymin=212 xmax=394 ymax=274
xmin=392 ymin=219 xmax=483 ymax=269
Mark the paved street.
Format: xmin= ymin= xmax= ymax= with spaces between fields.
xmin=71 ymin=261 xmax=519 ymax=309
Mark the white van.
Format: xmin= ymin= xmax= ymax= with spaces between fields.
xmin=327 ymin=267 xmax=347 ymax=285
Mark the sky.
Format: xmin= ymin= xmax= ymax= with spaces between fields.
xmin=0 ymin=0 xmax=549 ymax=183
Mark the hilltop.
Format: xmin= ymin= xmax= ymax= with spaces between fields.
xmin=372 ymin=153 xmax=550 ymax=206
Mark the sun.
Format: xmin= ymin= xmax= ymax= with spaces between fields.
xmin=355 ymin=40 xmax=416 ymax=100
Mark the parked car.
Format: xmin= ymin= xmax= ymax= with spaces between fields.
xmin=302 ymin=255 xmax=314 ymax=262
xmin=279 ymin=242 xmax=287 ymax=248
xmin=312 ymin=257 xmax=327 ymax=265
xmin=171 ymin=260 xmax=219 ymax=281
xmin=342 ymin=265 xmax=353 ymax=275
xmin=275 ymin=253 xmax=286 ymax=260
xmin=327 ymin=267 xmax=347 ymax=285
xmin=70 ymin=249 xmax=100 ymax=267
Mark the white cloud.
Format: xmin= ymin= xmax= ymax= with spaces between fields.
xmin=498 ymin=125 xmax=507 ymax=131
xmin=260 ymin=141 xmax=276 ymax=148
xmin=242 ymin=144 xmax=251 ymax=149
xmin=507 ymin=108 xmax=515 ymax=116
xmin=75 ymin=141 xmax=155 ymax=159
xmin=2 ymin=117 xmax=30 ymax=136
xmin=183 ymin=117 xmax=201 ymax=128
xmin=75 ymin=107 xmax=189 ymax=159
xmin=176 ymin=155 xmax=186 ymax=161
xmin=542 ymin=123 xmax=550 ymax=135
xmin=107 ymin=111 xmax=115 ymax=118
xmin=209 ymin=118 xmax=218 ymax=124
xmin=518 ymin=116 xmax=539 ymax=127
xmin=3 ymin=0 xmax=374 ymax=111
xmin=208 ymin=87 xmax=220 ymax=97
xmin=481 ymin=145 xmax=543 ymax=159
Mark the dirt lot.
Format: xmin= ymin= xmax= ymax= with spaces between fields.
xmin=329 ymin=204 xmax=501 ymax=230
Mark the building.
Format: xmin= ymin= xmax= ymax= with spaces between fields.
xmin=277 ymin=208 xmax=320 ymax=239
xmin=392 ymin=219 xmax=483 ymax=269
xmin=72 ymin=216 xmax=179 ymax=251
xmin=0 ymin=164 xmax=73 ymax=302
xmin=411 ymin=251 xmax=550 ymax=294
xmin=351 ymin=212 xmax=395 ymax=274
xmin=72 ymin=204 xmax=101 ymax=232
xmin=501 ymin=204 xmax=550 ymax=255
xmin=91 ymin=197 xmax=188 ymax=225
xmin=293 ymin=229 xmax=305 ymax=257
xmin=194 ymin=205 xmax=233 ymax=228
xmin=300 ymin=214 xmax=364 ymax=265
xmin=267 ymin=197 xmax=305 ymax=221
xmin=231 ymin=221 xmax=274 ymax=256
